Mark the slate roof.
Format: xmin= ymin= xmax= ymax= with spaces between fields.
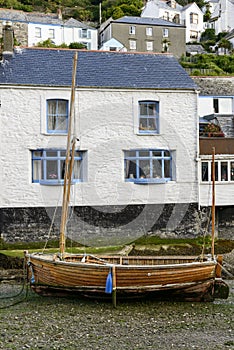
xmin=0 ymin=8 xmax=62 ymax=24
xmin=0 ymin=48 xmax=197 ymax=90
xmin=114 ymin=16 xmax=184 ymax=27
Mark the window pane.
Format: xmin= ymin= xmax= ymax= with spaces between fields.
xmin=221 ymin=162 xmax=228 ymax=181
xmin=33 ymin=160 xmax=41 ymax=181
xmin=202 ymin=162 xmax=208 ymax=181
xmin=139 ymin=151 xmax=149 ymax=157
xmin=152 ymin=151 xmax=162 ymax=157
xmin=46 ymin=151 xmax=57 ymax=157
xmin=126 ymin=160 xmax=137 ymax=178
xmin=231 ymin=162 xmax=234 ymax=181
xmin=164 ymin=160 xmax=171 ymax=178
xmin=153 ymin=159 xmax=162 ymax=178
xmin=47 ymin=160 xmax=58 ymax=179
xmin=139 ymin=159 xmax=150 ymax=178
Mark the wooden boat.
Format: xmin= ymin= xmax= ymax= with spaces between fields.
xmin=24 ymin=53 xmax=229 ymax=305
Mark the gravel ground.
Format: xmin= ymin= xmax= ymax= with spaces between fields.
xmin=0 ymin=280 xmax=233 ymax=350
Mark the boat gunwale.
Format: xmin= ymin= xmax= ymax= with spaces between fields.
xmin=25 ymin=252 xmax=217 ymax=269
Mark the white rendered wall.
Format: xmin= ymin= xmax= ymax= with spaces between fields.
xmin=0 ymin=86 xmax=198 ymax=209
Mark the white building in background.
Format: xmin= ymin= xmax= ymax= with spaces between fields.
xmin=0 ymin=8 xmax=98 ymax=49
xmin=141 ymin=0 xmax=204 ymax=42
xmin=208 ymin=0 xmax=234 ymax=34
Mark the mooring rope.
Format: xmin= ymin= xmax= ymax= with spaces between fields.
xmin=0 ymin=260 xmax=30 ymax=309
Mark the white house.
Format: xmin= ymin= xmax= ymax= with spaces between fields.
xmin=0 ymin=8 xmax=98 ymax=49
xmin=141 ymin=0 xmax=204 ymax=42
xmin=208 ymin=0 xmax=234 ymax=34
xmin=99 ymin=38 xmax=127 ymax=51
xmin=0 ymin=40 xmax=201 ymax=242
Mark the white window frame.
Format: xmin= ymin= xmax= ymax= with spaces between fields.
xmin=190 ymin=13 xmax=199 ymax=24
xmin=139 ymin=101 xmax=159 ymax=134
xmin=146 ymin=41 xmax=153 ymax=51
xmin=146 ymin=27 xmax=153 ymax=36
xmin=48 ymin=28 xmax=55 ymax=39
xmin=163 ymin=28 xmax=169 ymax=38
xmin=35 ymin=27 xmax=41 ymax=38
xmin=190 ymin=30 xmax=198 ymax=39
xmin=201 ymin=159 xmax=234 ymax=182
xmin=125 ymin=149 xmax=172 ymax=184
xmin=129 ymin=40 xmax=136 ymax=50
xmin=129 ymin=26 xmax=136 ymax=35
xmin=32 ymin=149 xmax=84 ymax=185
xmin=46 ymin=99 xmax=69 ymax=134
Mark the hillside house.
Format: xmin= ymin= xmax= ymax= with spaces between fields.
xmin=208 ymin=0 xmax=234 ymax=35
xmin=141 ymin=0 xmax=204 ymax=43
xmin=0 ymin=8 xmax=97 ymax=49
xmin=99 ymin=16 xmax=186 ymax=58
xmin=0 ymin=41 xmax=201 ymax=243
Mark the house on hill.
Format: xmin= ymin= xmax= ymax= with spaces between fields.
xmin=141 ymin=0 xmax=204 ymax=43
xmin=0 ymin=8 xmax=97 ymax=49
xmin=99 ymin=16 xmax=186 ymax=57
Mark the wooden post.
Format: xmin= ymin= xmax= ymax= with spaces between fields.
xmin=112 ymin=266 xmax=117 ymax=308
xmin=211 ymin=147 xmax=215 ymax=258
xmin=59 ymin=52 xmax=78 ymax=256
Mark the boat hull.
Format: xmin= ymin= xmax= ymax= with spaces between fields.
xmin=25 ymin=253 xmax=228 ymax=302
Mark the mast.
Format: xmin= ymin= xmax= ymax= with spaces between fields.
xmin=211 ymin=147 xmax=215 ymax=258
xmin=59 ymin=52 xmax=78 ymax=255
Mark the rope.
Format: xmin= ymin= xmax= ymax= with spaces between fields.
xmin=218 ymin=262 xmax=234 ymax=279
xmin=0 ymin=260 xmax=30 ymax=309
xmin=201 ymin=207 xmax=212 ymax=258
xmin=42 ymin=189 xmax=62 ymax=253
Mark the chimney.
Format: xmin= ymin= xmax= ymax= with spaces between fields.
xmin=57 ymin=8 xmax=62 ymax=20
xmin=2 ymin=21 xmax=14 ymax=55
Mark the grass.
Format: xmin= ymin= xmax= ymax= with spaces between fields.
xmin=1 ymin=235 xmax=234 ymax=259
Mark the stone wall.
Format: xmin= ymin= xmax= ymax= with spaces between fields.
xmin=1 ymin=204 xmax=232 ymax=244
xmin=0 ymin=22 xmax=28 ymax=46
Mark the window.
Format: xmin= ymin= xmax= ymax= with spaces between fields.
xmin=129 ymin=40 xmax=136 ymax=50
xmin=125 ymin=150 xmax=172 ymax=184
xmin=48 ymin=29 xmax=55 ymax=39
xmin=213 ymin=98 xmax=219 ymax=113
xmin=146 ymin=41 xmax=153 ymax=51
xmin=47 ymin=99 xmax=68 ymax=133
xmin=190 ymin=31 xmax=198 ymax=39
xmin=163 ymin=12 xmax=170 ymax=21
xmin=190 ymin=13 xmax=198 ymax=24
xmin=163 ymin=28 xmax=169 ymax=37
xmin=129 ymin=26 xmax=136 ymax=35
xmin=201 ymin=160 xmax=234 ymax=182
xmin=32 ymin=150 xmax=83 ymax=184
xmin=139 ymin=101 xmax=159 ymax=134
xmin=146 ymin=27 xmax=152 ymax=36
xmin=80 ymin=29 xmax=90 ymax=38
xmin=35 ymin=27 xmax=41 ymax=38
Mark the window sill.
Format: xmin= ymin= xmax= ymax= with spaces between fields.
xmin=38 ymin=180 xmax=80 ymax=186
xmin=137 ymin=131 xmax=159 ymax=136
xmin=126 ymin=179 xmax=170 ymax=184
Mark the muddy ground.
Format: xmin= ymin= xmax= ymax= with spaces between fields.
xmin=0 ymin=249 xmax=234 ymax=350
xmin=0 ymin=281 xmax=233 ymax=350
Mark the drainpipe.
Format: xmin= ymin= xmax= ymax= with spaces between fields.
xmin=2 ymin=21 xmax=14 ymax=56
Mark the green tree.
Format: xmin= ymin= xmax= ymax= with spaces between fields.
xmin=218 ymin=38 xmax=232 ymax=54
